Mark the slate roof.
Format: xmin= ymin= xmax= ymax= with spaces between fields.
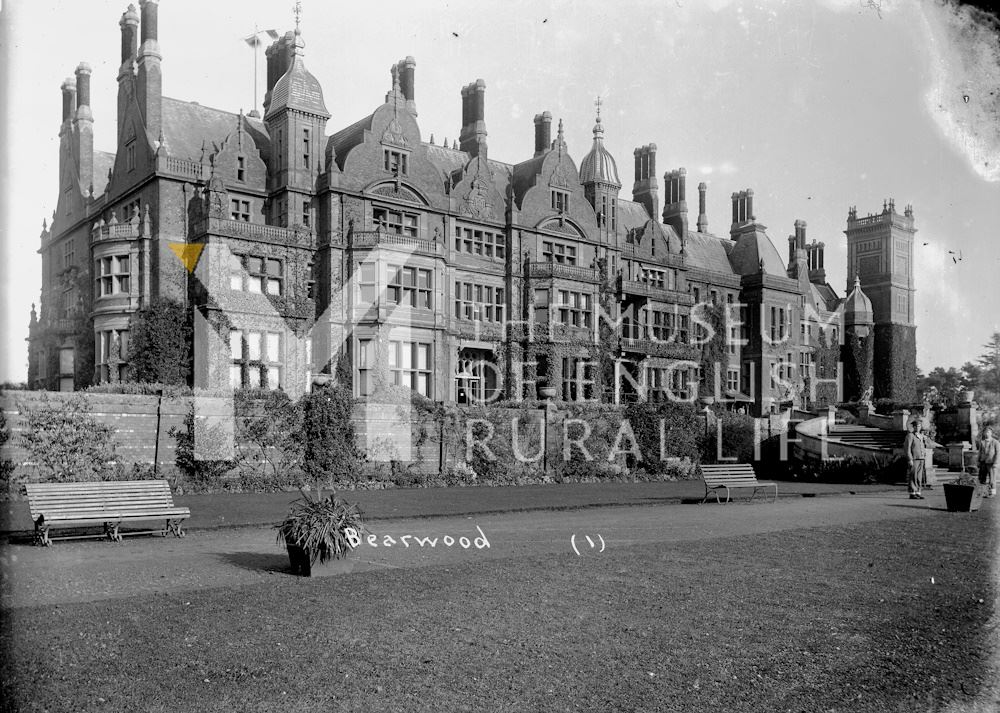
xmin=812 ymin=282 xmax=841 ymax=312
xmin=728 ymin=226 xmax=787 ymax=276
xmin=685 ymin=231 xmax=737 ymax=276
xmin=161 ymin=98 xmax=258 ymax=162
xmin=616 ymin=198 xmax=651 ymax=229
xmin=264 ymin=51 xmax=329 ymax=120
xmin=329 ymin=113 xmax=375 ymax=169
xmin=93 ymin=150 xmax=115 ymax=196
xmin=511 ymin=154 xmax=547 ymax=207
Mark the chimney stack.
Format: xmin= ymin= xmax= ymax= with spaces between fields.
xmin=118 ymin=5 xmax=139 ymax=133
xmin=137 ymin=0 xmax=162 ymax=140
xmin=74 ymin=62 xmax=94 ymax=194
xmin=631 ymin=144 xmax=659 ymax=221
xmin=662 ymin=168 xmax=688 ymax=241
xmin=264 ymin=31 xmax=294 ymax=113
xmin=806 ymin=240 xmax=826 ymax=284
xmin=730 ymin=188 xmax=754 ymax=238
xmin=60 ymin=77 xmax=77 ymax=125
xmin=459 ymin=80 xmax=487 ymax=157
xmin=398 ymin=56 xmax=416 ymax=115
xmin=533 ymin=112 xmax=552 ymax=156
xmin=696 ymin=182 xmax=708 ymax=233
xmin=794 ymin=219 xmax=807 ymax=249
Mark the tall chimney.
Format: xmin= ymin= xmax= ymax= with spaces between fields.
xmin=75 ymin=62 xmax=94 ymax=195
xmin=118 ymin=5 xmax=139 ymax=135
xmin=533 ymin=112 xmax=552 ymax=157
xmin=794 ymin=219 xmax=807 ymax=249
xmin=662 ymin=168 xmax=688 ymax=241
xmin=137 ymin=0 xmax=162 ymax=139
xmin=459 ymin=79 xmax=487 ymax=157
xmin=399 ymin=56 xmax=416 ymax=115
xmin=60 ymin=77 xmax=77 ymax=125
xmin=788 ymin=235 xmax=797 ymax=268
xmin=696 ymin=182 xmax=708 ymax=232
xmin=730 ymin=189 xmax=755 ymax=238
xmin=631 ymin=144 xmax=659 ymax=221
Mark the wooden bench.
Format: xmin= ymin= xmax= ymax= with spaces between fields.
xmin=26 ymin=480 xmax=190 ymax=546
xmin=700 ymin=463 xmax=778 ymax=504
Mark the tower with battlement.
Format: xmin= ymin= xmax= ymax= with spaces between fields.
xmin=844 ymin=200 xmax=917 ymax=401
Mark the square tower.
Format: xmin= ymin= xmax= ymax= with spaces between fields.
xmin=844 ymin=200 xmax=917 ymax=401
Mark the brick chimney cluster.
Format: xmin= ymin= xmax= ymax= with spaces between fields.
xmin=459 ymin=79 xmax=487 ymax=157
xmin=632 ymin=144 xmax=658 ymax=221
xmin=533 ymin=111 xmax=552 ymax=157
xmin=662 ymin=167 xmax=688 ymax=241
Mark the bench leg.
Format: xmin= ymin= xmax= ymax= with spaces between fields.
xmin=166 ymin=518 xmax=185 ymax=538
xmin=104 ymin=521 xmax=123 ymax=543
xmin=34 ymin=517 xmax=51 ymax=547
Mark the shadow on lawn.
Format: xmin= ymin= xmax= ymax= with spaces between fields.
xmin=217 ymin=551 xmax=291 ymax=574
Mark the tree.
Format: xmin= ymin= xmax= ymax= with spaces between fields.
xmin=300 ymin=383 xmax=365 ymax=496
xmin=127 ymin=298 xmax=193 ymax=385
xmin=978 ymin=332 xmax=1000 ymax=394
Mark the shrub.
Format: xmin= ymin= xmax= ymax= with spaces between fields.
xmin=794 ymin=454 xmax=907 ymax=485
xmin=17 ymin=393 xmax=119 ymax=483
xmin=300 ymin=383 xmax=366 ymax=492
xmin=84 ymin=382 xmax=193 ymax=397
xmin=126 ymin=298 xmax=193 ymax=385
xmin=700 ymin=410 xmax=757 ymax=464
xmin=233 ymin=389 xmax=304 ymax=487
xmin=169 ymin=406 xmax=236 ymax=491
xmin=624 ymin=401 xmax=703 ymax=473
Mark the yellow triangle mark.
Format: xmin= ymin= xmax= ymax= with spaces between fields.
xmin=168 ymin=243 xmax=205 ymax=273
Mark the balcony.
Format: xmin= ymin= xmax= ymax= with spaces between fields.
xmin=91 ymin=221 xmax=140 ymax=244
xmin=156 ymin=155 xmax=206 ymax=181
xmin=619 ymin=332 xmax=699 ymax=359
xmin=196 ymin=217 xmax=313 ymax=248
xmin=351 ymin=230 xmax=441 ymax=255
xmin=528 ymin=261 xmax=599 ymax=283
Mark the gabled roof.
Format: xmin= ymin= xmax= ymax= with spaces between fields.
xmin=686 ymin=231 xmax=737 ymax=276
xmin=93 ymin=150 xmax=115 ymax=196
xmin=511 ymin=154 xmax=547 ymax=206
xmin=811 ymin=282 xmax=840 ymax=312
xmin=328 ymin=112 xmax=375 ymax=169
xmin=616 ymin=198 xmax=650 ymax=229
xmin=161 ymin=98 xmax=268 ymax=163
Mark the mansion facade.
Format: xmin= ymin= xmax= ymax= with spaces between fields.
xmin=27 ymin=1 xmax=918 ymax=414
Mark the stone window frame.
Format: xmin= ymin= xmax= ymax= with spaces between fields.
xmin=373 ymin=206 xmax=419 ymax=237
xmin=236 ymin=155 xmax=246 ymax=182
xmin=96 ymin=329 xmax=129 ymax=383
xmin=561 ymin=356 xmax=595 ymax=401
xmin=230 ymin=199 xmax=251 ymax=222
xmin=541 ymin=239 xmax=577 ymax=266
xmin=387 ymin=264 xmax=432 ymax=309
xmin=383 ymin=148 xmax=408 ymax=176
xmin=230 ymin=254 xmax=283 ymax=296
xmin=454 ymin=280 xmax=504 ymax=323
xmin=550 ymin=189 xmax=570 ymax=213
xmin=229 ymin=328 xmax=283 ymax=390
xmin=555 ymin=289 xmax=593 ymax=329
xmin=388 ymin=339 xmax=432 ymax=398
xmin=95 ymin=254 xmax=130 ymax=298
xmin=454 ymin=224 xmax=505 ymax=260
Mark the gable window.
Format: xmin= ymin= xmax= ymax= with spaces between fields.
xmin=95 ymin=255 xmax=130 ymax=297
xmin=303 ymin=128 xmax=311 ymax=170
xmin=237 ymin=155 xmax=246 ymax=182
xmin=387 ymin=265 xmax=432 ymax=308
xmin=230 ymin=199 xmax=251 ymax=222
xmin=610 ymin=202 xmax=617 ymax=230
xmin=63 ymin=238 xmax=75 ymax=268
xmin=454 ymin=225 xmax=505 ymax=260
xmin=230 ymin=329 xmax=283 ymax=389
xmin=373 ymin=207 xmax=418 ymax=237
xmin=541 ymin=240 xmax=577 ymax=266
xmin=121 ymin=199 xmax=141 ymax=223
xmin=383 ymin=149 xmax=408 ymax=175
xmin=551 ymin=189 xmax=570 ymax=213
xmin=230 ymin=254 xmax=283 ymax=295
xmin=126 ymin=140 xmax=136 ymax=172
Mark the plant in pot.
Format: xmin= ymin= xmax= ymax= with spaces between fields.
xmin=942 ymin=472 xmax=982 ymax=513
xmin=276 ymin=490 xmax=367 ymax=576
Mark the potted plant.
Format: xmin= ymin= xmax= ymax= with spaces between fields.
xmin=276 ymin=491 xmax=367 ymax=576
xmin=942 ymin=472 xmax=982 ymax=513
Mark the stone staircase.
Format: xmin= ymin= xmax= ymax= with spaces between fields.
xmin=826 ymin=425 xmax=907 ymax=451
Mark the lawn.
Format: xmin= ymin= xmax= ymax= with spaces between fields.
xmin=1 ymin=511 xmax=996 ymax=713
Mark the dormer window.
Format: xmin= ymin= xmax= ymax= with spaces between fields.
xmin=237 ymin=155 xmax=246 ymax=182
xmin=126 ymin=140 xmax=136 ymax=172
xmin=551 ymin=189 xmax=569 ymax=213
xmin=384 ymin=149 xmax=408 ymax=176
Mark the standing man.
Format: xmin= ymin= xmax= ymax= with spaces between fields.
xmin=978 ymin=425 xmax=998 ymax=499
xmin=904 ymin=420 xmax=926 ymax=500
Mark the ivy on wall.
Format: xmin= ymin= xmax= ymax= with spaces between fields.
xmin=127 ymin=298 xmax=193 ymax=386
xmin=697 ymin=301 xmax=728 ymax=398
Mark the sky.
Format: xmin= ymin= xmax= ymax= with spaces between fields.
xmin=1 ymin=0 xmax=998 ymax=384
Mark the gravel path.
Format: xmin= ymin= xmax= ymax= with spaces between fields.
xmin=0 ymin=490 xmax=953 ymax=609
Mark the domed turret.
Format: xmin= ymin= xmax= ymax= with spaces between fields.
xmin=843 ymin=275 xmax=874 ymax=325
xmin=579 ymin=108 xmax=621 ymax=187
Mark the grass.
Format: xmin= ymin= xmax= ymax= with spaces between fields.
xmin=1 ymin=512 xmax=996 ymax=713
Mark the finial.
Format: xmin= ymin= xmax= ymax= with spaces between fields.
xmin=592 ymin=96 xmax=604 ymax=137
xmin=429 ymin=133 xmax=435 ymax=145
xmin=557 ymin=118 xmax=564 ymax=142
xmin=293 ymin=0 xmax=302 ymax=34
xmin=42 ymin=218 xmax=47 ymax=231
xmin=854 ymin=274 xmax=861 ymax=290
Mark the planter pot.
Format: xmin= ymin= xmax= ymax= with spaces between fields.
xmin=286 ymin=543 xmax=315 ymax=576
xmin=538 ymin=386 xmax=557 ymax=400
xmin=943 ymin=483 xmax=980 ymax=512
